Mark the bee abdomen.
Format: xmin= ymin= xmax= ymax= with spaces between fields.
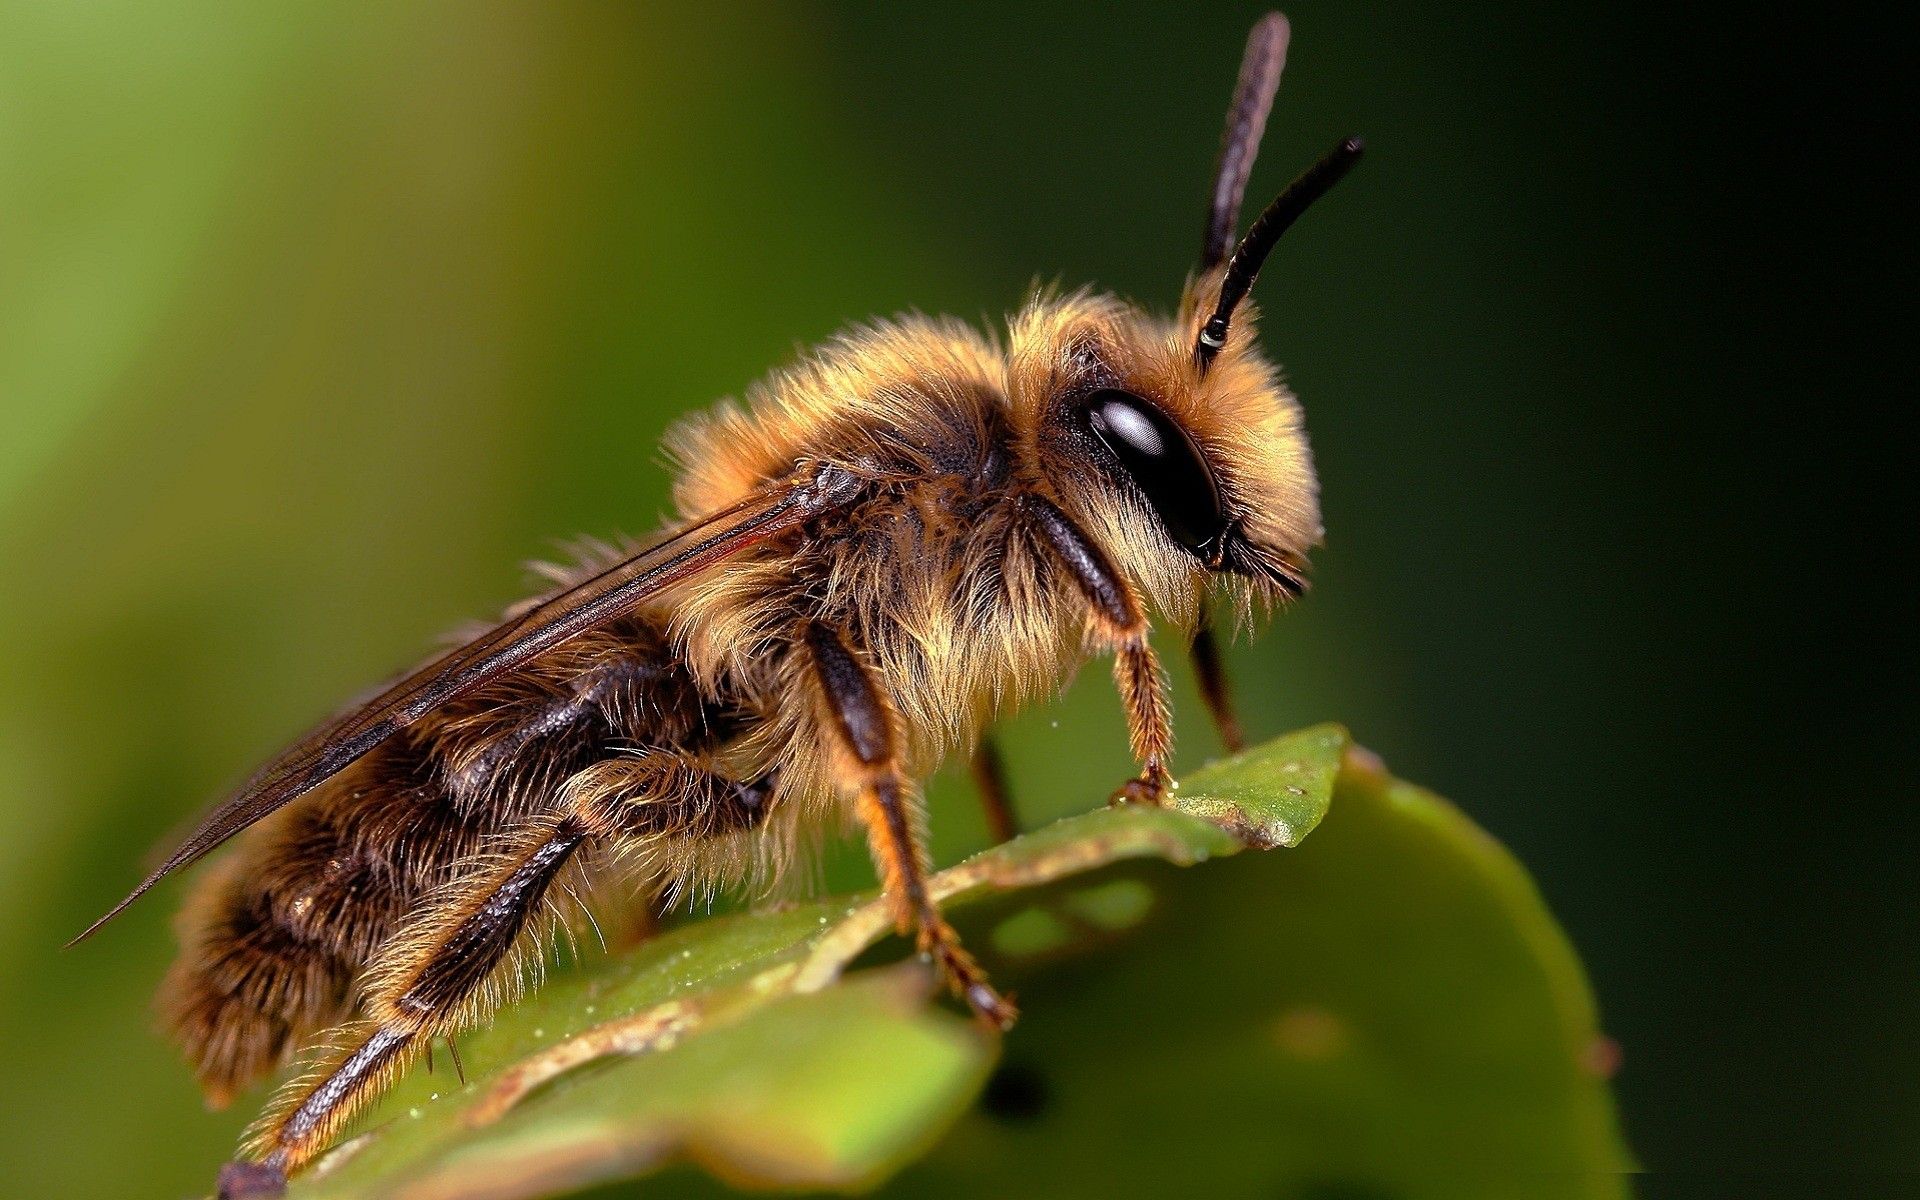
xmin=160 ymin=615 xmax=715 ymax=1104
xmin=161 ymin=872 xmax=359 ymax=1107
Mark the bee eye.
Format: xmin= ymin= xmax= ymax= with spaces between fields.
xmin=1083 ymin=389 xmax=1227 ymax=553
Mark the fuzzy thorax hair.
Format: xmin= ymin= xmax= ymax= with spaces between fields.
xmin=667 ymin=282 xmax=1320 ymax=641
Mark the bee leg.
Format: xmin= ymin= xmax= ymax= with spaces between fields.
xmin=1109 ymin=634 xmax=1174 ymax=805
xmin=234 ymin=819 xmax=594 ymax=1181
xmin=1024 ymin=497 xmax=1175 ymax=805
xmin=968 ymin=735 xmax=1020 ymax=843
xmin=806 ymin=623 xmax=1017 ymax=1030
xmin=1190 ymin=601 xmax=1247 ymax=753
xmin=232 ymin=757 xmax=769 ymax=1181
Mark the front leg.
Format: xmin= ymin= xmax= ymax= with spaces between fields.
xmin=804 ymin=622 xmax=1017 ymax=1029
xmin=1110 ymin=636 xmax=1174 ymax=805
xmin=1026 ymin=497 xmax=1175 ymax=805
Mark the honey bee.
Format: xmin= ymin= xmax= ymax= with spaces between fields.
xmin=75 ymin=13 xmax=1359 ymax=1197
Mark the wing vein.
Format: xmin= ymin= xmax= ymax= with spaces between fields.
xmin=72 ymin=468 xmax=852 ymax=942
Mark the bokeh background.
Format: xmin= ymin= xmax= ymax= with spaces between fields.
xmin=0 ymin=2 xmax=1904 ymax=1195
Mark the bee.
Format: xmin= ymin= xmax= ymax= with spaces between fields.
xmin=75 ymin=12 xmax=1359 ymax=1197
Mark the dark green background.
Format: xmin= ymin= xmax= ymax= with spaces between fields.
xmin=0 ymin=3 xmax=1902 ymax=1194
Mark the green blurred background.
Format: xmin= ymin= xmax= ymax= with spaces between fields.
xmin=0 ymin=2 xmax=1903 ymax=1195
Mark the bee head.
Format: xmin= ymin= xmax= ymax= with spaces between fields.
xmin=1011 ymin=289 xmax=1318 ymax=627
xmin=1009 ymin=12 xmax=1359 ymax=626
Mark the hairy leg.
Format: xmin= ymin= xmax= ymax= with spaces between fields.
xmin=176 ymin=619 xmax=707 ymax=1116
xmin=224 ymin=757 xmax=769 ymax=1190
xmin=1024 ymin=496 xmax=1176 ymax=804
xmin=1109 ymin=635 xmax=1174 ymax=804
xmin=805 ymin=622 xmax=1016 ymax=1029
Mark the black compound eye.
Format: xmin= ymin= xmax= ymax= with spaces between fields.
xmin=1083 ymin=389 xmax=1227 ymax=553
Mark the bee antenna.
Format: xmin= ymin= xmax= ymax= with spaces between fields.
xmin=1202 ymin=12 xmax=1291 ymax=271
xmin=1195 ymin=135 xmax=1364 ymax=368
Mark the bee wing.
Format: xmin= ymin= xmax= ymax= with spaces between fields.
xmin=74 ymin=468 xmax=856 ymax=943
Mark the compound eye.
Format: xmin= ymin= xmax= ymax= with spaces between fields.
xmin=1083 ymin=389 xmax=1226 ymax=553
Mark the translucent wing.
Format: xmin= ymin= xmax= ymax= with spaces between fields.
xmin=73 ymin=466 xmax=859 ymax=942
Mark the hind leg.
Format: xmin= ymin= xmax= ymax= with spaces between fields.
xmin=163 ymin=747 xmax=466 ymax=1110
xmin=221 ymin=757 xmax=770 ymax=1192
xmin=172 ymin=625 xmax=704 ymax=1113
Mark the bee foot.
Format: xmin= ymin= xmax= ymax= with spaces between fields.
xmin=965 ymin=980 xmax=1020 ymax=1031
xmin=922 ymin=930 xmax=1018 ymax=1030
xmin=217 ymin=1161 xmax=286 ymax=1200
xmin=1109 ymin=772 xmax=1169 ymax=807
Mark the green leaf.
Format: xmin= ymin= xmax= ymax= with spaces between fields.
xmin=893 ymin=745 xmax=1632 ymax=1200
xmin=288 ymin=725 xmax=1626 ymax=1199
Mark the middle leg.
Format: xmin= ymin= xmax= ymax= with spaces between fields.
xmin=1189 ymin=600 xmax=1247 ymax=754
xmin=804 ymin=622 xmax=1016 ymax=1029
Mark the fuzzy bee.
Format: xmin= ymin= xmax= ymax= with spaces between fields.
xmin=76 ymin=13 xmax=1359 ymax=1196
